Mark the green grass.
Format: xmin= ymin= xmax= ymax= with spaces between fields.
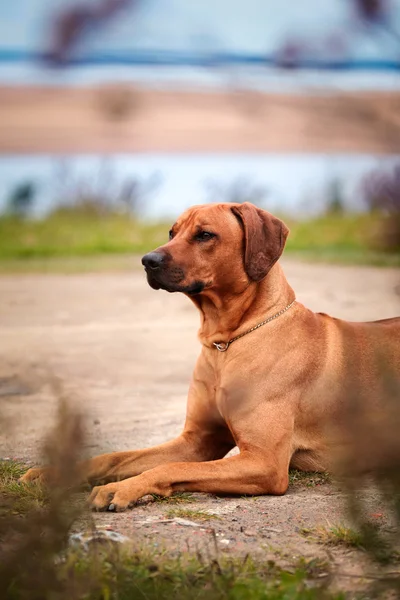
xmin=301 ymin=524 xmax=365 ymax=549
xmin=150 ymin=492 xmax=197 ymax=504
xmin=19 ymin=550 xmax=344 ymax=600
xmin=4 ymin=544 xmax=343 ymax=600
xmin=164 ymin=507 xmax=220 ymax=521
xmin=0 ymin=254 xmax=139 ymax=274
xmin=0 ymin=460 xmax=27 ymax=480
xmin=0 ymin=212 xmax=398 ymax=270
xmin=284 ymin=212 xmax=399 ymax=266
xmin=0 ymin=462 xmax=344 ymax=600
xmin=0 ymin=460 xmax=48 ymax=515
xmin=289 ymin=470 xmax=331 ymax=488
xmin=0 ymin=213 xmax=167 ymax=260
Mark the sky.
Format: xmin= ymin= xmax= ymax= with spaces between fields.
xmin=0 ymin=0 xmax=400 ymax=89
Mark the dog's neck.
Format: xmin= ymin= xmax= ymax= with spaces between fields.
xmin=191 ymin=263 xmax=295 ymax=348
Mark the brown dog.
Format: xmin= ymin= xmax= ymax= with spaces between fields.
xmin=22 ymin=202 xmax=400 ymax=510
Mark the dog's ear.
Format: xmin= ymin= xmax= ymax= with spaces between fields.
xmin=231 ymin=202 xmax=289 ymax=282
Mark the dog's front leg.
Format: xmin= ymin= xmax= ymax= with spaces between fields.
xmin=89 ymin=452 xmax=289 ymax=511
xmin=21 ymin=370 xmax=232 ymax=486
xmin=20 ymin=428 xmax=234 ymax=486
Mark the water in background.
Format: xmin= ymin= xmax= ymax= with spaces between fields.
xmin=0 ymin=153 xmax=399 ymax=219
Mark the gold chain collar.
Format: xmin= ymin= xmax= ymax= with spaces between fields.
xmin=213 ymin=299 xmax=296 ymax=352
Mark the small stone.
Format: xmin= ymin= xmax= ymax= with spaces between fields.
xmin=231 ymin=517 xmax=238 ymax=522
xmin=244 ymin=530 xmax=257 ymax=537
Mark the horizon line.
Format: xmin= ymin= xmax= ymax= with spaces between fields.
xmin=0 ymin=48 xmax=399 ymax=72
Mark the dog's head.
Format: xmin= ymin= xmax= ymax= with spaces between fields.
xmin=141 ymin=202 xmax=289 ymax=296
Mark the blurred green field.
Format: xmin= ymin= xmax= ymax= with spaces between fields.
xmin=0 ymin=211 xmax=398 ymax=272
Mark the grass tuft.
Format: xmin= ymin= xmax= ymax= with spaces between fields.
xmin=0 ymin=460 xmax=50 ymax=516
xmin=289 ymin=470 xmax=331 ymax=488
xmin=150 ymin=492 xmax=197 ymax=504
xmin=164 ymin=507 xmax=220 ymax=521
xmin=294 ymin=556 xmax=332 ymax=581
xmin=301 ymin=524 xmax=365 ymax=549
xmin=0 ymin=460 xmax=27 ymax=481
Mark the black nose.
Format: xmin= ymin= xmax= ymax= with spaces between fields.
xmin=141 ymin=251 xmax=165 ymax=270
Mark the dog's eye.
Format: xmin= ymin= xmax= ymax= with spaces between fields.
xmin=196 ymin=231 xmax=215 ymax=242
xmin=168 ymin=229 xmax=174 ymax=240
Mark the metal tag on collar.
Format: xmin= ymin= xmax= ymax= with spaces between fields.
xmin=213 ymin=341 xmax=229 ymax=352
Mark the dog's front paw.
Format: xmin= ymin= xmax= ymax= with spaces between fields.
xmin=89 ymin=479 xmax=143 ymax=512
xmin=20 ymin=466 xmax=53 ymax=485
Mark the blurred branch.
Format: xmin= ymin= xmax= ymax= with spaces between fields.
xmin=354 ymin=0 xmax=400 ymax=43
xmin=49 ymin=158 xmax=161 ymax=217
xmin=204 ymin=177 xmax=270 ymax=207
xmin=46 ymin=0 xmax=138 ymax=65
xmin=361 ymin=162 xmax=400 ymax=252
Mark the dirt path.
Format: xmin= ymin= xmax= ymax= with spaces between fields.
xmin=0 ymin=259 xmax=399 ymax=582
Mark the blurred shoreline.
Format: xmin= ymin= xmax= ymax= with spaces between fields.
xmin=1 ymin=85 xmax=400 ymax=154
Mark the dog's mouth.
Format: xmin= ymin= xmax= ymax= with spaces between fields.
xmin=144 ymin=268 xmax=206 ymax=296
xmin=144 ymin=269 xmax=162 ymax=290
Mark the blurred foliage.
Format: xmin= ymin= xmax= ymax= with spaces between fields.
xmin=6 ymin=182 xmax=37 ymax=218
xmin=285 ymin=212 xmax=399 ymax=265
xmin=51 ymin=161 xmax=162 ymax=217
xmin=46 ymin=0 xmax=135 ymax=65
xmin=0 ymin=391 xmax=92 ymax=600
xmin=276 ymin=0 xmax=399 ymax=69
xmin=0 ymin=212 xmax=399 ymax=266
xmin=362 ymin=163 xmax=400 ymax=252
xmin=0 ymin=213 xmax=165 ymax=258
xmin=334 ymin=360 xmax=400 ymax=596
xmin=363 ymin=163 xmax=400 ymax=213
xmin=325 ymin=179 xmax=345 ymax=216
xmin=204 ymin=177 xmax=270 ymax=206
